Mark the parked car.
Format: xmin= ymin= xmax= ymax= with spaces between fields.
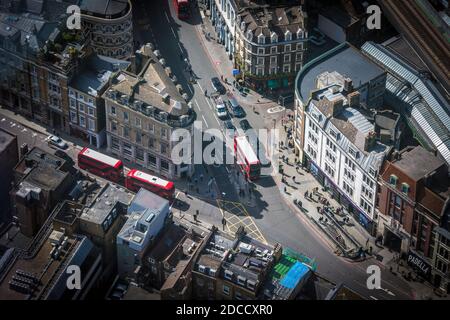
xmin=226 ymin=94 xmax=245 ymax=118
xmin=239 ymin=119 xmax=251 ymax=131
xmin=211 ymin=77 xmax=226 ymax=95
xmin=47 ymin=135 xmax=68 ymax=149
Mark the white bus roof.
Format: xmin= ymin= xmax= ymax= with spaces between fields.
xmin=235 ymin=136 xmax=259 ymax=164
xmin=81 ymin=148 xmax=121 ymax=167
xmin=130 ymin=170 xmax=171 ymax=187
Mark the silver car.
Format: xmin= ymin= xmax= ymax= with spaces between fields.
xmin=48 ymin=135 xmax=68 ymax=149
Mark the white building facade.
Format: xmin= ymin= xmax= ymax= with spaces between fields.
xmin=303 ymin=86 xmax=390 ymax=234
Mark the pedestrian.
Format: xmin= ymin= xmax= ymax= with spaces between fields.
xmin=221 ymin=75 xmax=223 ymax=81
xmin=194 ymin=177 xmax=198 ymax=184
xmin=200 ymin=174 xmax=204 ymax=182
xmin=204 ymin=89 xmax=208 ymax=97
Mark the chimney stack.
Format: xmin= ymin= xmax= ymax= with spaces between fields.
xmin=347 ymin=91 xmax=360 ymax=108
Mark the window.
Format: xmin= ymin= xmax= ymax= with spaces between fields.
xmin=257 ymin=47 xmax=264 ymax=55
xmin=135 ymin=132 xmax=142 ymax=144
xmin=79 ymin=115 xmax=85 ymax=127
xmin=348 ymin=147 xmax=359 ymax=159
xmin=110 ymin=121 xmax=117 ymax=132
xmin=111 ymin=105 xmax=116 ymax=115
xmin=70 ymin=99 xmax=76 ymax=109
xmin=258 ymin=34 xmax=265 ymax=44
xmin=135 ymin=117 xmax=141 ymax=128
xmin=88 ymin=118 xmax=95 ymax=131
xmin=70 ymin=111 xmax=77 ymax=123
xmin=296 ymin=52 xmax=303 ymax=61
xmin=78 ymin=103 xmax=85 ymax=113
xmin=123 ymin=111 xmax=129 ymax=121
xmin=283 ymin=65 xmax=290 ymax=73
xmin=389 ymin=175 xmax=398 ymax=186
xmin=136 ymin=147 xmax=144 ymax=161
xmin=270 ymin=56 xmax=277 ymax=65
xmin=123 ymin=126 xmax=129 ymax=138
xmin=160 ymin=142 xmax=167 ymax=154
xmin=283 ymin=54 xmax=291 ymax=63
xmin=256 ymin=67 xmax=264 ymax=76
xmin=222 ymin=285 xmax=230 ymax=296
xmin=88 ymin=107 xmax=94 ymax=116
xmin=270 ymin=33 xmax=278 ymax=43
xmin=284 ymin=44 xmax=291 ymax=52
xmin=285 ymin=31 xmax=291 ymax=41
xmin=148 ymin=122 xmax=154 ymax=133
xmin=161 ymin=159 xmax=169 ymax=171
xmin=270 ymin=46 xmax=277 ymax=54
xmin=401 ymin=183 xmax=410 ymax=194
xmin=257 ymin=57 xmax=264 ymax=65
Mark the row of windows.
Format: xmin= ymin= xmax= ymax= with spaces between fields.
xmin=343 ymin=167 xmax=355 ymax=182
xmin=325 ymin=150 xmax=336 ymax=164
xmin=326 ymin=137 xmax=336 ymax=153
xmin=308 ymin=131 xmax=318 ymax=145
xmin=389 ymin=175 xmax=410 ymax=194
xmin=255 ymin=53 xmax=303 ymax=65
xmin=71 ymin=111 xmax=96 ymax=131
xmin=360 ymin=198 xmax=372 ymax=215
xmin=344 ymin=156 xmax=356 ymax=171
xmin=307 ymin=144 xmax=317 ymax=160
xmin=325 ymin=163 xmax=335 ymax=178
xmin=343 ymin=181 xmax=354 ymax=197
xmin=253 ymin=63 xmax=301 ymax=76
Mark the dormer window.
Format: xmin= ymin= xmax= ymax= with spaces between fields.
xmin=271 ymin=32 xmax=278 ymax=43
xmin=401 ymin=183 xmax=410 ymax=194
xmin=285 ymin=30 xmax=291 ymax=42
xmin=389 ymin=175 xmax=398 ymax=186
xmin=297 ymin=28 xmax=304 ymax=39
xmin=240 ymin=21 xmax=245 ymax=31
xmin=258 ymin=34 xmax=265 ymax=44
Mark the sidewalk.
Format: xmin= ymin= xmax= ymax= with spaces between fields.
xmin=274 ymin=115 xmax=379 ymax=260
xmin=196 ymin=11 xmax=278 ymax=111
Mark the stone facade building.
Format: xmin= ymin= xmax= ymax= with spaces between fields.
xmin=104 ymin=44 xmax=195 ymax=179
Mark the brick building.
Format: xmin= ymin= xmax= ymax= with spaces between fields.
xmin=377 ymin=146 xmax=450 ymax=282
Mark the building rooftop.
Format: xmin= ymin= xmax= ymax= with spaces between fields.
xmin=261 ymin=249 xmax=313 ymax=300
xmin=0 ymin=230 xmax=98 ymax=300
xmin=195 ymin=231 xmax=234 ymax=272
xmin=361 ymin=41 xmax=450 ymax=166
xmin=14 ymin=147 xmax=65 ymax=176
xmin=238 ymin=5 xmax=307 ymax=39
xmin=319 ymin=6 xmax=358 ymax=28
xmin=220 ymin=235 xmax=275 ymax=293
xmin=296 ymin=43 xmax=385 ymax=103
xmin=80 ymin=0 xmax=130 ymax=19
xmin=392 ymin=146 xmax=446 ymax=181
xmin=70 ymin=54 xmax=130 ymax=96
xmin=127 ymin=188 xmax=169 ymax=215
xmin=18 ymin=164 xmax=68 ymax=191
xmin=80 ymin=183 xmax=133 ymax=225
xmin=0 ymin=128 xmax=15 ymax=153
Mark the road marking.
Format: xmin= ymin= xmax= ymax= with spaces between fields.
xmin=186 ymin=84 xmax=194 ymax=95
xmin=202 ymin=115 xmax=209 ymax=128
xmin=165 ymin=11 xmax=170 ymax=23
xmin=171 ymin=27 xmax=176 ymax=38
xmin=194 ymin=99 xmax=201 ymax=111
xmin=369 ymin=296 xmax=378 ymax=300
xmin=177 ymin=42 xmax=183 ymax=53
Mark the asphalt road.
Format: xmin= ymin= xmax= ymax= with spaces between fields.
xmin=132 ymin=0 xmax=415 ymax=299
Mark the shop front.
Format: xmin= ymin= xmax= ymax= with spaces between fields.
xmin=407 ymin=250 xmax=432 ymax=281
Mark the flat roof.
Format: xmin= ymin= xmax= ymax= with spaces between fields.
xmin=80 ymin=0 xmax=129 ymax=17
xmin=0 ymin=128 xmax=15 ymax=154
xmin=81 ymin=183 xmax=133 ymax=224
xmin=394 ymin=146 xmax=446 ymax=181
xmin=127 ymin=188 xmax=170 ymax=214
xmin=297 ymin=43 xmax=385 ymax=103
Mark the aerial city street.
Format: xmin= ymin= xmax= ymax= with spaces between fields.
xmin=0 ymin=0 xmax=449 ymax=302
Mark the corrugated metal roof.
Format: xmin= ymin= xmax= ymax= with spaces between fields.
xmin=362 ymin=41 xmax=450 ymax=166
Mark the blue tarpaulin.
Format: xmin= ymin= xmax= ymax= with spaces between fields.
xmin=232 ymin=69 xmax=240 ymax=76
xmin=280 ymin=262 xmax=310 ymax=289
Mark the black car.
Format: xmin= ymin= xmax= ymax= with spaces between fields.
xmin=239 ymin=119 xmax=251 ymax=131
xmin=227 ymin=95 xmax=245 ymax=118
xmin=224 ymin=120 xmax=235 ymax=130
xmin=211 ymin=77 xmax=226 ymax=95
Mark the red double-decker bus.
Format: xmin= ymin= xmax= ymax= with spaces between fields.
xmin=174 ymin=0 xmax=190 ymax=19
xmin=125 ymin=169 xmax=175 ymax=200
xmin=234 ymin=136 xmax=261 ymax=180
xmin=78 ymin=148 xmax=124 ymax=182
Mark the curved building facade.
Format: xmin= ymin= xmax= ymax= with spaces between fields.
xmin=80 ymin=0 xmax=133 ymax=59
